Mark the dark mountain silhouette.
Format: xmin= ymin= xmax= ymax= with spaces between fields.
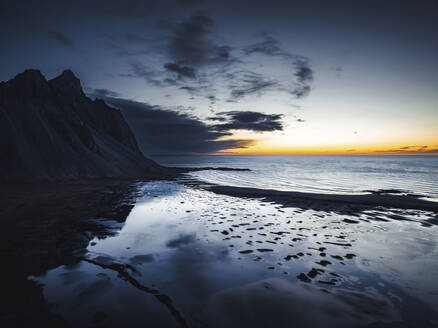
xmin=0 ymin=69 xmax=162 ymax=181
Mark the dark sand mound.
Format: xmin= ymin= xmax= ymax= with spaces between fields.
xmin=207 ymin=185 xmax=438 ymax=212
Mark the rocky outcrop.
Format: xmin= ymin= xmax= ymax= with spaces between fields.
xmin=0 ymin=69 xmax=161 ymax=181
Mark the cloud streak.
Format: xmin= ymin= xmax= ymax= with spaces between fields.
xmin=227 ymin=71 xmax=278 ymax=100
xmin=243 ymin=34 xmax=314 ymax=99
xmin=209 ymin=111 xmax=283 ymax=132
xmin=47 ymin=30 xmax=74 ymax=46
xmin=374 ymin=145 xmax=437 ymax=154
xmin=164 ymin=62 xmax=196 ymax=79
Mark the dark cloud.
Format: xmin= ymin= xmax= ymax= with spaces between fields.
xmin=168 ymin=15 xmax=233 ymax=69
xmin=87 ymin=95 xmax=255 ymax=155
xmin=243 ymin=33 xmax=283 ymax=57
xmin=208 ymin=116 xmax=227 ymax=122
xmin=399 ymin=145 xmax=428 ymax=151
xmin=164 ymin=62 xmax=196 ymax=79
xmin=128 ymin=14 xmax=239 ymax=98
xmin=167 ymin=104 xmax=197 ymax=112
xmin=227 ymin=71 xmax=278 ymax=100
xmin=291 ymin=85 xmax=311 ymax=98
xmin=122 ymin=62 xmax=178 ymax=87
xmin=122 ymin=62 xmax=154 ymax=79
xmin=292 ymin=59 xmax=313 ymax=98
xmin=86 ymin=88 xmax=120 ymax=98
xmin=294 ymin=59 xmax=313 ymax=84
xmin=291 ymin=58 xmax=313 ymax=98
xmin=122 ymin=14 xmax=234 ymax=92
xmin=374 ymin=145 xmax=437 ymax=154
xmin=47 ymin=30 xmax=74 ymax=46
xmin=207 ymin=95 xmax=216 ymax=104
xmin=209 ymin=111 xmax=283 ymax=132
xmin=86 ymin=89 xmax=280 ymax=153
xmin=179 ymin=85 xmax=201 ymax=93
xmin=243 ymin=34 xmax=314 ymax=99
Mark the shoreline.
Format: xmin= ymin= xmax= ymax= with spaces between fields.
xmin=205 ymin=185 xmax=438 ymax=212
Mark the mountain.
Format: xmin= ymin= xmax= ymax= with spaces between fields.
xmin=0 ymin=69 xmax=162 ymax=181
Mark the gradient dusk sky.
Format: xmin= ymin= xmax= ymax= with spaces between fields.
xmin=1 ymin=0 xmax=437 ymax=155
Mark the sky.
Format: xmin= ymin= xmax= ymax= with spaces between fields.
xmin=1 ymin=0 xmax=437 ymax=155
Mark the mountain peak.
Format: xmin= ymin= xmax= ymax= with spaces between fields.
xmin=59 ymin=69 xmax=78 ymax=81
xmin=0 ymin=69 xmax=50 ymax=98
xmin=50 ymin=69 xmax=81 ymax=84
xmin=49 ymin=69 xmax=84 ymax=98
xmin=18 ymin=69 xmax=46 ymax=81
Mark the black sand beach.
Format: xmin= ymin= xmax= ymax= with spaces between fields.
xmin=2 ymin=174 xmax=438 ymax=327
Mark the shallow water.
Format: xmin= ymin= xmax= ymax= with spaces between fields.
xmin=33 ymin=181 xmax=438 ymax=327
xmin=155 ymin=155 xmax=438 ymax=198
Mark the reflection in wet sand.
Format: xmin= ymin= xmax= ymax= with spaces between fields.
xmin=33 ymin=181 xmax=438 ymax=327
xmin=207 ymin=278 xmax=399 ymax=328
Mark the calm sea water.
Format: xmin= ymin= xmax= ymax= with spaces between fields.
xmin=154 ymin=155 xmax=438 ymax=198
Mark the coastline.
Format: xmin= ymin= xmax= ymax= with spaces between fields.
xmin=206 ymin=185 xmax=438 ymax=212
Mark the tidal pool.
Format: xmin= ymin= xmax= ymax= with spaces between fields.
xmin=32 ymin=181 xmax=438 ymax=327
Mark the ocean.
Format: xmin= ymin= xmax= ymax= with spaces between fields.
xmin=155 ymin=154 xmax=438 ymax=199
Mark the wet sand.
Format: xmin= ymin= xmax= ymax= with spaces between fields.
xmin=0 ymin=178 xmax=144 ymax=327
xmin=2 ymin=177 xmax=438 ymax=327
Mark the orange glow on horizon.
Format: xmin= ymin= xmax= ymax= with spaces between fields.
xmin=211 ymin=144 xmax=438 ymax=155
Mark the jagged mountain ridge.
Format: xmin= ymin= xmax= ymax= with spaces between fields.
xmin=0 ymin=69 xmax=161 ymax=181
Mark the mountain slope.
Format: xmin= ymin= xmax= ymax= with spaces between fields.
xmin=0 ymin=69 xmax=161 ymax=181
